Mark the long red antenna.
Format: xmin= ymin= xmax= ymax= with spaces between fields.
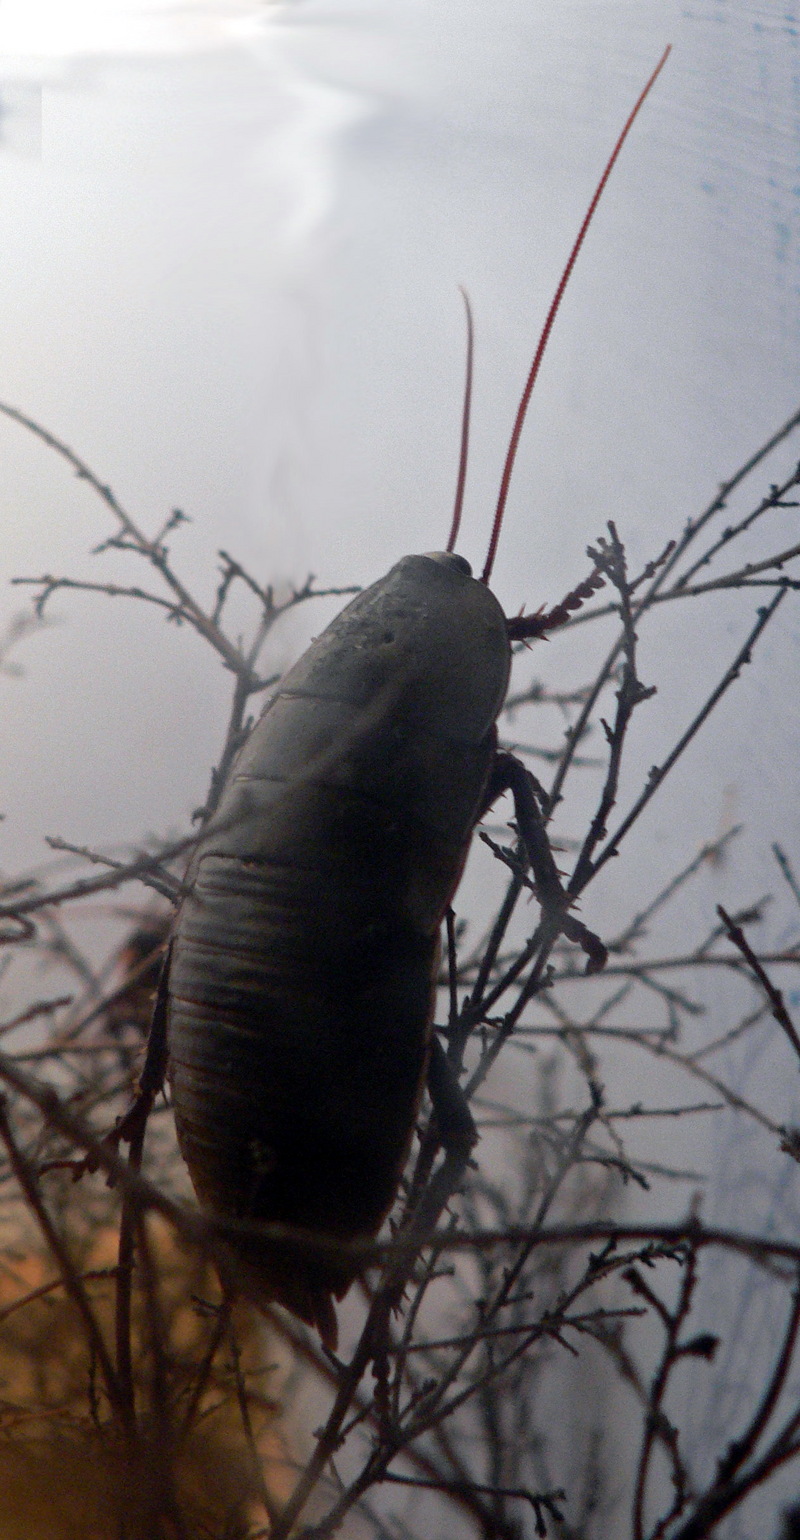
xmin=481 ymin=45 xmax=671 ymax=585
xmin=446 ymin=286 xmax=474 ymax=553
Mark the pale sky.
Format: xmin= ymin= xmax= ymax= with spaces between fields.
xmin=0 ymin=0 xmax=259 ymax=59
xmin=0 ymin=5 xmax=798 ymax=1516
xmin=0 ymin=0 xmax=796 ymax=885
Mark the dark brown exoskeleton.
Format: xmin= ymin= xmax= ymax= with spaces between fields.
xmin=167 ymin=553 xmax=513 ymax=1347
xmin=136 ymin=52 xmax=669 ymax=1349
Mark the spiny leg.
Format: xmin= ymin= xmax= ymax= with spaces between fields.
xmin=485 ymin=750 xmax=607 ymax=974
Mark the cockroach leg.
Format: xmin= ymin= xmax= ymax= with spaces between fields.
xmin=133 ymin=941 xmax=172 ymax=1109
xmin=88 ymin=944 xmax=172 ymax=1178
xmin=505 ymin=563 xmax=606 ymax=641
xmin=427 ymin=1034 xmax=477 ymax=1157
xmin=486 ymin=751 xmax=607 ymax=974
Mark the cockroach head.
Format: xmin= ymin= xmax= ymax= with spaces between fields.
xmin=423 ymin=551 xmax=472 ymax=577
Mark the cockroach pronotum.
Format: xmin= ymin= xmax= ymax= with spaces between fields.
xmin=132 ymin=50 xmax=669 ymax=1350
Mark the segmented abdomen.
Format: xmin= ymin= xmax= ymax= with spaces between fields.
xmin=168 ymin=786 xmax=438 ymax=1245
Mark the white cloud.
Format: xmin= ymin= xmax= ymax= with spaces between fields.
xmin=0 ymin=0 xmax=264 ymax=63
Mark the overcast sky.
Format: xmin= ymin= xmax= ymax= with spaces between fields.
xmin=0 ymin=3 xmax=798 ymax=1520
xmin=0 ymin=6 xmax=794 ymax=845
xmin=0 ymin=0 xmax=796 ymax=988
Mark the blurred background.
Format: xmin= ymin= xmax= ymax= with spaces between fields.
xmin=0 ymin=0 xmax=796 ymax=871
xmin=0 ymin=2 xmax=798 ymax=1533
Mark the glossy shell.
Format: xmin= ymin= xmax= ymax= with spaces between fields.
xmin=166 ymin=552 xmax=510 ymax=1344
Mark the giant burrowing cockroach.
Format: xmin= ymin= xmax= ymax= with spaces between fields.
xmin=137 ymin=51 xmax=669 ymax=1350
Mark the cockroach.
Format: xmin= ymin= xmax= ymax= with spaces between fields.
xmin=132 ymin=50 xmax=669 ymax=1350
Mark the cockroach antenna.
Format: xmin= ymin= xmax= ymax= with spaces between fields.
xmin=480 ymin=44 xmax=671 ymax=586
xmin=446 ymin=285 xmax=474 ymax=555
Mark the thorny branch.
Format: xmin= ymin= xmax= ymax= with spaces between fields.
xmin=0 ymin=408 xmax=799 ymax=1538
